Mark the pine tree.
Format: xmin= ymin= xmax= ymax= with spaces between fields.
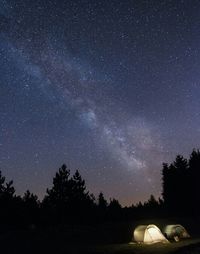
xmin=23 ymin=190 xmax=39 ymax=209
xmin=98 ymin=192 xmax=107 ymax=209
xmin=0 ymin=171 xmax=6 ymax=196
xmin=45 ymin=164 xmax=71 ymax=206
xmin=162 ymin=155 xmax=189 ymax=214
xmin=188 ymin=149 xmax=200 ymax=214
xmin=43 ymin=164 xmax=95 ymax=222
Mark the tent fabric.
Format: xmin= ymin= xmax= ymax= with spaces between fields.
xmin=163 ymin=224 xmax=190 ymax=239
xmin=133 ymin=224 xmax=169 ymax=244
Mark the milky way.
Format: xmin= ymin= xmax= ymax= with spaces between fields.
xmin=1 ymin=1 xmax=200 ymax=205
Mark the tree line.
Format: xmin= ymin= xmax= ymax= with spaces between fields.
xmin=162 ymin=149 xmax=200 ymax=216
xmin=0 ymin=149 xmax=199 ymax=229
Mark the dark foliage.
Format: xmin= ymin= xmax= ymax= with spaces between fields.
xmin=22 ymin=190 xmax=40 ymax=225
xmin=42 ymin=164 xmax=95 ymax=224
xmin=0 ymin=171 xmax=24 ymax=227
xmin=1 ymin=149 xmax=200 ymax=229
xmin=162 ymin=149 xmax=200 ymax=216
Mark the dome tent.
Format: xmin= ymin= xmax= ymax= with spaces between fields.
xmin=133 ymin=224 xmax=169 ymax=244
xmin=163 ymin=225 xmax=190 ymax=240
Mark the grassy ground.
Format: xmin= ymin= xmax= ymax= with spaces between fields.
xmin=1 ymin=234 xmax=200 ymax=254
xmin=1 ymin=217 xmax=200 ymax=253
xmin=87 ymin=239 xmax=200 ymax=254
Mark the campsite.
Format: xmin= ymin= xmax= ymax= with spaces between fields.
xmin=1 ymin=151 xmax=200 ymax=253
xmin=1 ymin=217 xmax=200 ymax=254
xmin=2 ymin=1 xmax=200 ymax=253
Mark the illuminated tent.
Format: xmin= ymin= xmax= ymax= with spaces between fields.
xmin=163 ymin=225 xmax=190 ymax=240
xmin=133 ymin=224 xmax=169 ymax=244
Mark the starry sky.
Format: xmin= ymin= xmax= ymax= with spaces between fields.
xmin=1 ymin=0 xmax=200 ymax=206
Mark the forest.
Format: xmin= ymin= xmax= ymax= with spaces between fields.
xmin=1 ymin=149 xmax=200 ymax=229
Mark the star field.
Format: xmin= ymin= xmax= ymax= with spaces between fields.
xmin=1 ymin=0 xmax=200 ymax=205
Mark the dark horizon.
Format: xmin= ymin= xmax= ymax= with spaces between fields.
xmin=1 ymin=0 xmax=200 ymax=206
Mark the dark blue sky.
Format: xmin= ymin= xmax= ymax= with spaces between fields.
xmin=1 ymin=0 xmax=200 ymax=205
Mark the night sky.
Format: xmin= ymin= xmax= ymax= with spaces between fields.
xmin=1 ymin=0 xmax=200 ymax=206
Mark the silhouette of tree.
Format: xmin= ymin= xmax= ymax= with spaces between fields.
xmin=146 ymin=195 xmax=158 ymax=206
xmin=4 ymin=146 xmax=200 ymax=227
xmin=109 ymin=198 xmax=121 ymax=210
xmin=42 ymin=164 xmax=71 ymax=222
xmin=45 ymin=164 xmax=71 ymax=203
xmin=162 ymin=155 xmax=189 ymax=215
xmin=96 ymin=192 xmax=108 ymax=220
xmin=22 ymin=190 xmax=39 ymax=225
xmin=43 ymin=164 xmax=95 ymax=223
xmin=162 ymin=163 xmax=171 ymax=208
xmin=188 ymin=149 xmax=200 ymax=214
xmin=0 ymin=171 xmax=15 ymax=202
xmin=71 ymin=170 xmax=88 ymax=202
xmin=0 ymin=170 xmax=22 ymax=226
xmin=23 ymin=190 xmax=39 ymax=210
xmin=0 ymin=170 xmax=6 ymax=193
xmin=98 ymin=192 xmax=107 ymax=210
xmin=145 ymin=195 xmax=162 ymax=217
xmin=107 ymin=198 xmax=122 ymax=220
xmin=69 ymin=170 xmax=95 ymax=220
xmin=4 ymin=180 xmax=15 ymax=199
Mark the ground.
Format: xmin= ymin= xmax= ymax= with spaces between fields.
xmin=1 ymin=234 xmax=200 ymax=254
xmin=87 ymin=239 xmax=200 ymax=254
xmin=1 ymin=218 xmax=200 ymax=253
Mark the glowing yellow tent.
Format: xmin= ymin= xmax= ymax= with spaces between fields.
xmin=163 ymin=224 xmax=190 ymax=240
xmin=133 ymin=224 xmax=169 ymax=244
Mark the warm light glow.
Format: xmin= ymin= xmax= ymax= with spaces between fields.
xmin=133 ymin=224 xmax=169 ymax=244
